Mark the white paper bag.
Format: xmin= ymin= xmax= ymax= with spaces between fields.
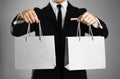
xmin=14 ymin=23 xmax=56 ymax=69
xmin=65 ymin=21 xmax=106 ymax=70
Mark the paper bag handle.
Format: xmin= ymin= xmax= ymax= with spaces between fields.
xmin=71 ymin=18 xmax=94 ymax=41
xmin=77 ymin=22 xmax=94 ymax=41
xmin=26 ymin=22 xmax=43 ymax=41
xmin=13 ymin=15 xmax=43 ymax=41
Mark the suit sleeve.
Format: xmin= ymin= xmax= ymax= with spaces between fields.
xmin=11 ymin=8 xmax=42 ymax=37
xmin=91 ymin=18 xmax=109 ymax=38
xmin=78 ymin=8 xmax=109 ymax=39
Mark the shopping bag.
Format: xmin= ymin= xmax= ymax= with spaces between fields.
xmin=65 ymin=21 xmax=106 ymax=70
xmin=14 ymin=22 xmax=56 ymax=69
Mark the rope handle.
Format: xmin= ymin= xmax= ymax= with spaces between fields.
xmin=13 ymin=14 xmax=43 ymax=41
xmin=26 ymin=22 xmax=43 ymax=41
xmin=71 ymin=18 xmax=94 ymax=41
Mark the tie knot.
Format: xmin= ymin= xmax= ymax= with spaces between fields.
xmin=57 ymin=4 xmax=62 ymax=10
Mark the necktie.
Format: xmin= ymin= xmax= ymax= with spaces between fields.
xmin=57 ymin=4 xmax=62 ymax=30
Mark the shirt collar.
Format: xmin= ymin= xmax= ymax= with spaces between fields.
xmin=50 ymin=0 xmax=68 ymax=10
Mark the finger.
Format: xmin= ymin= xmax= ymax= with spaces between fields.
xmin=31 ymin=10 xmax=39 ymax=23
xmin=87 ymin=16 xmax=98 ymax=25
xmin=80 ymin=12 xmax=89 ymax=22
xmin=19 ymin=13 xmax=24 ymax=20
xmin=25 ymin=13 xmax=32 ymax=24
xmin=89 ymin=20 xmax=96 ymax=25
xmin=31 ymin=10 xmax=36 ymax=17
xmin=84 ymin=14 xmax=93 ymax=22
xmin=23 ymin=15 xmax=29 ymax=23
xmin=77 ymin=18 xmax=80 ymax=22
xmin=77 ymin=15 xmax=82 ymax=22
xmin=29 ymin=10 xmax=39 ymax=23
xmin=87 ymin=19 xmax=94 ymax=25
xmin=82 ymin=20 xmax=90 ymax=26
xmin=85 ymin=17 xmax=94 ymax=24
xmin=29 ymin=12 xmax=36 ymax=23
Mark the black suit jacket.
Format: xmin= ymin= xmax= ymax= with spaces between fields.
xmin=11 ymin=2 xmax=108 ymax=79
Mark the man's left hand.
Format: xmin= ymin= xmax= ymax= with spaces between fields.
xmin=77 ymin=12 xmax=99 ymax=26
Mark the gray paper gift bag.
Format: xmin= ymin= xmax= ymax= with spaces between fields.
xmin=65 ymin=21 xmax=106 ymax=70
xmin=14 ymin=23 xmax=56 ymax=69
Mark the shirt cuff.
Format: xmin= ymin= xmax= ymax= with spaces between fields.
xmin=92 ymin=18 xmax=103 ymax=29
xmin=13 ymin=20 xmax=25 ymax=25
xmin=13 ymin=14 xmax=25 ymax=25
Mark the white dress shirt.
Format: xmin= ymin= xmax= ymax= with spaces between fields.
xmin=50 ymin=0 xmax=68 ymax=27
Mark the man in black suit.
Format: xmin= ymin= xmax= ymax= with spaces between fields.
xmin=11 ymin=0 xmax=108 ymax=79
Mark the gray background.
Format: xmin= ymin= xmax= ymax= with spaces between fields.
xmin=0 ymin=0 xmax=120 ymax=79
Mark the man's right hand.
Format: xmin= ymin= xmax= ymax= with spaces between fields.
xmin=18 ymin=9 xmax=39 ymax=24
